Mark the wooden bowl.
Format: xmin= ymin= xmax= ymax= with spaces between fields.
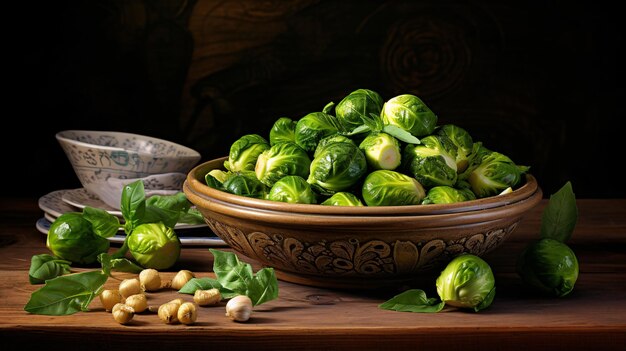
xmin=184 ymin=157 xmax=543 ymax=289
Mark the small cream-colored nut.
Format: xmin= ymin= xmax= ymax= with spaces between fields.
xmin=112 ymin=303 xmax=135 ymax=324
xmin=124 ymin=293 xmax=148 ymax=313
xmin=177 ymin=302 xmax=198 ymax=325
xmin=171 ymin=270 xmax=195 ymax=290
xmin=119 ymin=278 xmax=143 ymax=298
xmin=99 ymin=289 xmax=123 ymax=312
xmin=194 ymin=288 xmax=221 ymax=306
xmin=225 ymin=295 xmax=253 ymax=322
xmin=139 ymin=269 xmax=161 ymax=291
xmin=158 ymin=302 xmax=181 ymax=324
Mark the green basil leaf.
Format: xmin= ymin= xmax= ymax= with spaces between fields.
xmin=343 ymin=124 xmax=371 ymax=136
xmin=82 ymin=206 xmax=120 ymax=238
xmin=28 ymin=254 xmax=71 ymax=284
xmin=209 ymin=249 xmax=279 ymax=305
xmin=246 ymin=267 xmax=279 ymax=306
xmin=24 ymin=271 xmax=108 ymax=315
xmin=141 ymin=205 xmax=179 ymax=228
xmin=178 ymin=207 xmax=205 ymax=225
xmin=146 ymin=192 xmax=190 ymax=213
xmin=382 ymin=124 xmax=421 ymax=144
xmin=379 ymin=289 xmax=445 ymax=313
xmin=98 ymin=253 xmax=142 ymax=276
xmin=120 ymin=180 xmax=146 ymax=233
xmin=178 ymin=277 xmax=237 ymax=299
xmin=541 ymin=181 xmax=578 ymax=243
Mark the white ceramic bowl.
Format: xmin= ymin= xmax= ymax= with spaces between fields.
xmin=56 ymin=130 xmax=201 ymax=202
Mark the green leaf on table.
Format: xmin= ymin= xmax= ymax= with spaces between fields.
xmin=82 ymin=206 xmax=120 ymax=238
xmin=541 ymin=181 xmax=578 ymax=243
xmin=178 ymin=277 xmax=237 ymax=299
xmin=98 ymin=253 xmax=143 ymax=276
xmin=24 ymin=270 xmax=108 ymax=315
xmin=28 ymin=254 xmax=71 ymax=284
xmin=246 ymin=267 xmax=279 ymax=306
xmin=379 ymin=289 xmax=445 ymax=313
xmin=209 ymin=249 xmax=279 ymax=306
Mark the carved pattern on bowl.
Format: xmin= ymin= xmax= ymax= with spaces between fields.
xmin=204 ymin=217 xmax=519 ymax=278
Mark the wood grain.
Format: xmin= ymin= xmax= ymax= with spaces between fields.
xmin=1 ymin=198 xmax=625 ymax=350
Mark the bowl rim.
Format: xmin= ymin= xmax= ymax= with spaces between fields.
xmin=186 ymin=156 xmax=541 ymax=216
xmin=56 ymin=130 xmax=201 ymax=159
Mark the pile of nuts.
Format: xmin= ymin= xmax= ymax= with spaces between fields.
xmin=99 ymin=268 xmax=252 ymax=325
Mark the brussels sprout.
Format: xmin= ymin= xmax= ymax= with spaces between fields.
xmin=223 ymin=171 xmax=268 ymax=199
xmin=269 ymin=117 xmax=297 ymax=146
xmin=46 ymin=212 xmax=110 ymax=265
xmin=267 ymin=175 xmax=317 ymax=204
xmin=321 ymin=192 xmax=364 ymax=206
xmin=516 ymin=238 xmax=579 ymax=297
xmin=313 ymin=134 xmax=355 ymax=158
xmin=422 ymin=186 xmax=476 ymax=204
xmin=307 ymin=141 xmax=367 ymax=195
xmin=295 ymin=112 xmax=341 ymax=153
xmin=335 ymin=88 xmax=384 ymax=133
xmin=359 ymin=132 xmax=401 ymax=170
xmin=362 ymin=170 xmax=426 ymax=206
xmin=467 ymin=151 xmax=528 ymax=198
xmin=127 ymin=222 xmax=181 ymax=270
xmin=224 ymin=134 xmax=270 ymax=173
xmin=403 ymin=135 xmax=458 ymax=188
xmin=436 ymin=124 xmax=473 ymax=173
xmin=381 ymin=94 xmax=437 ymax=137
xmin=436 ymin=254 xmax=496 ymax=312
xmin=255 ymin=142 xmax=311 ymax=187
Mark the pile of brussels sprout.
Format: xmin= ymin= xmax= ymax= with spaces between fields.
xmin=205 ymin=89 xmax=529 ymax=206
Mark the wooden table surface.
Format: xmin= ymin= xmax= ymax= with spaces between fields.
xmin=1 ymin=197 xmax=625 ymax=351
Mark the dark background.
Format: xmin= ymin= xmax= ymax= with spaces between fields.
xmin=7 ymin=0 xmax=624 ymax=199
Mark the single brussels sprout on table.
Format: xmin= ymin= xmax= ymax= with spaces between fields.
xmin=46 ymin=212 xmax=111 ymax=265
xmin=359 ymin=132 xmax=401 ymax=170
xmin=516 ymin=238 xmax=579 ymax=297
xmin=422 ymin=185 xmax=476 ymax=204
xmin=127 ymin=222 xmax=181 ymax=270
xmin=436 ymin=124 xmax=473 ymax=173
xmin=269 ymin=117 xmax=297 ymax=146
xmin=267 ymin=175 xmax=317 ymax=204
xmin=381 ymin=94 xmax=438 ymax=137
xmin=467 ymin=151 xmax=529 ymax=198
xmin=335 ymin=88 xmax=384 ymax=133
xmin=436 ymin=254 xmax=496 ymax=312
xmin=361 ymin=170 xmax=426 ymax=206
xmin=403 ymin=135 xmax=458 ymax=188
xmin=255 ymin=142 xmax=311 ymax=187
xmin=222 ymin=171 xmax=268 ymax=199
xmin=295 ymin=111 xmax=341 ymax=153
xmin=307 ymin=140 xmax=367 ymax=195
xmin=320 ymin=192 xmax=364 ymax=206
xmin=224 ymin=134 xmax=270 ymax=173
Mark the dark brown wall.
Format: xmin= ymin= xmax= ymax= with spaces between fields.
xmin=9 ymin=0 xmax=624 ymax=198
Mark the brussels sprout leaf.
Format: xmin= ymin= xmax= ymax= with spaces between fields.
xmin=322 ymin=101 xmax=335 ymax=114
xmin=541 ymin=181 xmax=578 ymax=243
xmin=24 ymin=271 xmax=108 ymax=315
xmin=28 ymin=254 xmax=71 ymax=284
xmin=379 ymin=289 xmax=445 ymax=313
xmin=209 ymin=249 xmax=279 ymax=306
